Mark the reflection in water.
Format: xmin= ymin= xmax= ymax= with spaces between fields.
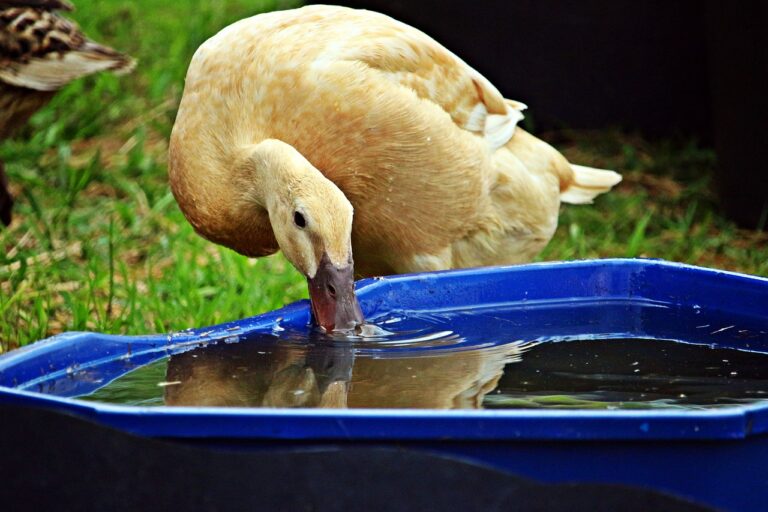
xmin=163 ymin=334 xmax=528 ymax=409
xmin=80 ymin=303 xmax=768 ymax=410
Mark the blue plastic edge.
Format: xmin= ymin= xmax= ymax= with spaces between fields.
xmin=1 ymin=258 xmax=767 ymax=442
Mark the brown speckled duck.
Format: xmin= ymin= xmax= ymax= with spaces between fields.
xmin=0 ymin=0 xmax=134 ymax=226
xmin=169 ymin=5 xmax=622 ymax=332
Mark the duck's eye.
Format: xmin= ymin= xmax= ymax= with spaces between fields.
xmin=294 ymin=211 xmax=306 ymax=229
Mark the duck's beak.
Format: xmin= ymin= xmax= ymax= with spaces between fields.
xmin=308 ymin=252 xmax=364 ymax=333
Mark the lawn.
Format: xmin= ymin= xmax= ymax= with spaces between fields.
xmin=1 ymin=0 xmax=766 ymax=352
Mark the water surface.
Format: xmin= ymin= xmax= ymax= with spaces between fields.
xmin=82 ymin=304 xmax=768 ymax=410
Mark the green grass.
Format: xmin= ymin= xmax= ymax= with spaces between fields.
xmin=1 ymin=1 xmax=766 ymax=352
xmin=0 ymin=0 xmax=305 ymax=350
xmin=538 ymin=131 xmax=768 ymax=272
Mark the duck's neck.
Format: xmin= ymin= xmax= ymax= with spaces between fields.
xmin=240 ymin=139 xmax=324 ymax=211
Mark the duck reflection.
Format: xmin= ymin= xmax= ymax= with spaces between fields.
xmin=164 ymin=335 xmax=529 ymax=409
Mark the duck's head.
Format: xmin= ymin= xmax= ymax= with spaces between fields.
xmin=246 ymin=140 xmax=364 ymax=333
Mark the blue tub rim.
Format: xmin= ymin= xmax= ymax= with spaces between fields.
xmin=2 ymin=258 xmax=768 ymax=442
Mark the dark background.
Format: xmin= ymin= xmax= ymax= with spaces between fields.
xmin=316 ymin=0 xmax=768 ymax=228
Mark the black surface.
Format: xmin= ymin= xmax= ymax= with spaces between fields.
xmin=706 ymin=0 xmax=768 ymax=228
xmin=0 ymin=1 xmax=73 ymax=10
xmin=323 ymin=0 xmax=712 ymax=138
xmin=0 ymin=403 xmax=714 ymax=512
xmin=0 ymin=161 xmax=11 ymax=227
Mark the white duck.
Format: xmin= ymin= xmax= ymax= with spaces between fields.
xmin=169 ymin=5 xmax=621 ymax=332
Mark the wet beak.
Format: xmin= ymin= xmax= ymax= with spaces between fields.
xmin=307 ymin=253 xmax=364 ymax=333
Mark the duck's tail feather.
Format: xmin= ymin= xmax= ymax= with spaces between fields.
xmin=80 ymin=41 xmax=137 ymax=75
xmin=0 ymin=4 xmax=135 ymax=92
xmin=560 ymin=164 xmax=622 ymax=204
xmin=0 ymin=41 xmax=136 ymax=91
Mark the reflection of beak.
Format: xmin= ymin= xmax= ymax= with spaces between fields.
xmin=307 ymin=252 xmax=364 ymax=332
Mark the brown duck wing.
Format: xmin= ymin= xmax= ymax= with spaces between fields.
xmin=0 ymin=3 xmax=134 ymax=91
xmin=332 ymin=9 xmax=526 ymax=151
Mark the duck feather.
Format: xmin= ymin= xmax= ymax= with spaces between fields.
xmin=0 ymin=3 xmax=134 ymax=91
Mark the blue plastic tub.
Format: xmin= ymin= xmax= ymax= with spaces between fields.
xmin=2 ymin=258 xmax=768 ymax=511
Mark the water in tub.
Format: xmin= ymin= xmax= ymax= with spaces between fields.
xmin=79 ymin=301 xmax=768 ymax=410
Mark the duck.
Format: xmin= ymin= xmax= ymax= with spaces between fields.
xmin=0 ymin=0 xmax=134 ymax=227
xmin=169 ymin=5 xmax=622 ymax=332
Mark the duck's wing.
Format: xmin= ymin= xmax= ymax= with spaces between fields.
xmin=0 ymin=3 xmax=134 ymax=91
xmin=340 ymin=19 xmax=525 ymax=151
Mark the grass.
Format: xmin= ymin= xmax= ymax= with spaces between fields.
xmin=538 ymin=130 xmax=768 ymax=272
xmin=1 ymin=1 xmax=766 ymax=352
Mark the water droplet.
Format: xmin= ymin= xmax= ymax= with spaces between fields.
xmin=157 ymin=381 xmax=181 ymax=387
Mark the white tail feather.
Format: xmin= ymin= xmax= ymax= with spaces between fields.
xmin=560 ymin=164 xmax=622 ymax=205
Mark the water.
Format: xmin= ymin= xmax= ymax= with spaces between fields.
xmin=81 ymin=305 xmax=768 ymax=410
